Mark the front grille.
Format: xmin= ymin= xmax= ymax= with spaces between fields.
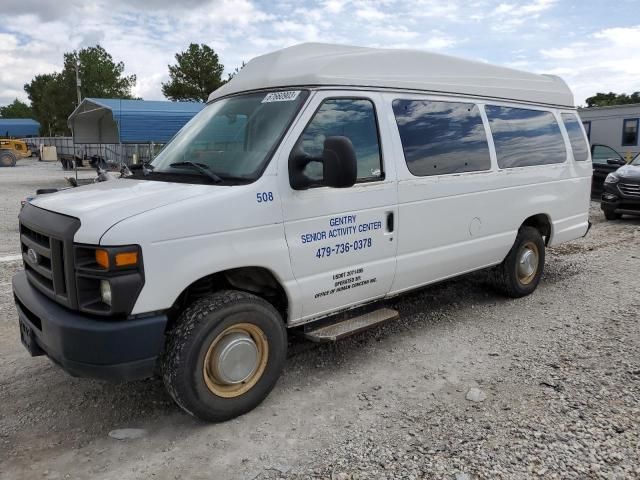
xmin=619 ymin=183 xmax=640 ymax=198
xmin=19 ymin=204 xmax=80 ymax=309
xmin=21 ymin=225 xmax=67 ymax=300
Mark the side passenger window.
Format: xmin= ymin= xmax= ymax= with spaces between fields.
xmin=392 ymin=100 xmax=491 ymax=176
xmin=297 ymin=98 xmax=383 ymax=182
xmin=485 ymin=106 xmax=566 ymax=168
xmin=561 ymin=113 xmax=589 ymax=161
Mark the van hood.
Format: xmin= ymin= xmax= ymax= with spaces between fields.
xmin=616 ymin=164 xmax=640 ymax=181
xmin=31 ymin=179 xmax=220 ymax=244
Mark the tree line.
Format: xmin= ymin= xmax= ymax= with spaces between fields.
xmin=0 ymin=43 xmax=232 ymax=136
xmin=584 ymin=91 xmax=640 ymax=108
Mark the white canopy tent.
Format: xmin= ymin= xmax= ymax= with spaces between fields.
xmin=68 ymin=99 xmax=120 ymax=144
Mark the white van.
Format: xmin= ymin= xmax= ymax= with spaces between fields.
xmin=13 ymin=43 xmax=591 ymax=421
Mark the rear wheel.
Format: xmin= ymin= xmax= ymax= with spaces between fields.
xmin=162 ymin=290 xmax=287 ymax=422
xmin=603 ymin=209 xmax=621 ymax=221
xmin=0 ymin=150 xmax=17 ymax=167
xmin=489 ymin=226 xmax=545 ymax=298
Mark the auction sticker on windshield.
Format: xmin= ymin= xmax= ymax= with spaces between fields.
xmin=262 ymin=91 xmax=301 ymax=103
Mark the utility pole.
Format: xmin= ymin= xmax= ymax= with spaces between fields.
xmin=74 ymin=60 xmax=82 ymax=181
xmin=75 ymin=60 xmax=82 ymax=106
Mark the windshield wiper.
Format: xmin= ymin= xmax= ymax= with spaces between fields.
xmin=169 ymin=161 xmax=222 ymax=183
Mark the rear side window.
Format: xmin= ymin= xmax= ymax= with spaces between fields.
xmin=392 ymin=100 xmax=491 ymax=176
xmin=485 ymin=106 xmax=566 ymax=168
xmin=297 ymin=98 xmax=382 ymax=182
xmin=561 ymin=113 xmax=589 ymax=161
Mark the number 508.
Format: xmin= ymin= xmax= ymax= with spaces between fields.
xmin=257 ymin=192 xmax=274 ymax=203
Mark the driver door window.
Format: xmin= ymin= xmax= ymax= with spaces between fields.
xmin=592 ymin=145 xmax=624 ymax=165
xmin=296 ymin=98 xmax=383 ymax=183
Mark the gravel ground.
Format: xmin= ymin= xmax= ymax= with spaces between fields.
xmin=1 ymin=161 xmax=639 ymax=479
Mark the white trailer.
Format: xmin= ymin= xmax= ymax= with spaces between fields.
xmin=579 ymin=103 xmax=640 ymax=161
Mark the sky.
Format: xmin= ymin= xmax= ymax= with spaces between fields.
xmin=0 ymin=0 xmax=639 ymax=107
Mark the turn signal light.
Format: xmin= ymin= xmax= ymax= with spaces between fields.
xmin=95 ymin=249 xmax=109 ymax=269
xmin=115 ymin=251 xmax=138 ymax=267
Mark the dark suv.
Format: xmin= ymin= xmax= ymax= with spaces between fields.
xmin=601 ymin=151 xmax=640 ymax=220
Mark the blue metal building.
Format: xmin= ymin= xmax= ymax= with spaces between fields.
xmin=0 ymin=118 xmax=41 ymax=137
xmin=68 ymin=98 xmax=204 ymax=144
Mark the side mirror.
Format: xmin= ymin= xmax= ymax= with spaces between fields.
xmin=322 ymin=136 xmax=357 ymax=188
xmin=289 ymin=136 xmax=357 ymax=190
xmin=606 ymin=158 xmax=625 ymax=166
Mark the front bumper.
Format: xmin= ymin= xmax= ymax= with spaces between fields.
xmin=601 ymin=185 xmax=640 ymax=216
xmin=12 ymin=271 xmax=167 ymax=381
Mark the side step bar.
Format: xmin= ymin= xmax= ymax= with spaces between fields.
xmin=303 ymin=308 xmax=399 ymax=342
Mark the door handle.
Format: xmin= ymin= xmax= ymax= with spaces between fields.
xmin=386 ymin=211 xmax=394 ymax=233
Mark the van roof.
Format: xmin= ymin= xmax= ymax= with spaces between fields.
xmin=209 ymin=43 xmax=575 ymax=108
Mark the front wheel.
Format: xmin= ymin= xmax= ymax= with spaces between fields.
xmin=0 ymin=151 xmax=17 ymax=167
xmin=161 ymin=290 xmax=287 ymax=422
xmin=489 ymin=226 xmax=545 ymax=298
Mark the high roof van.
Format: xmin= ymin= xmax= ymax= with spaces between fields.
xmin=13 ymin=43 xmax=591 ymax=421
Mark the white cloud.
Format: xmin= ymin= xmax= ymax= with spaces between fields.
xmin=0 ymin=0 xmax=274 ymax=105
xmin=520 ymin=0 xmax=556 ymax=15
xmin=355 ymin=5 xmax=386 ymax=21
xmin=540 ymin=46 xmax=583 ymax=60
xmin=594 ymin=25 xmax=640 ymax=47
xmin=538 ymin=26 xmax=640 ymax=105
xmin=0 ymin=33 xmax=19 ymax=51
xmin=489 ymin=0 xmax=557 ymax=32
xmin=492 ymin=0 xmax=556 ymax=17
xmin=413 ymin=0 xmax=461 ymax=21
xmin=423 ymin=35 xmax=458 ymax=50
xmin=0 ymin=0 xmax=637 ymax=109
xmin=493 ymin=3 xmax=515 ymax=15
xmin=273 ymin=21 xmax=321 ymax=42
xmin=324 ymin=0 xmax=348 ymax=13
xmin=371 ymin=25 xmax=420 ymax=41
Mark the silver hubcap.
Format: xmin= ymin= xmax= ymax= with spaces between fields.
xmin=209 ymin=332 xmax=259 ymax=385
xmin=518 ymin=247 xmax=538 ymax=280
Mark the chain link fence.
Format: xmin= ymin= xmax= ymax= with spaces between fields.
xmin=25 ymin=137 xmax=165 ymax=166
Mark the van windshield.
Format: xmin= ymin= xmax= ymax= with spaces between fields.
xmin=151 ymin=90 xmax=309 ymax=182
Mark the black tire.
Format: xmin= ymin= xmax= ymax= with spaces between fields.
xmin=0 ymin=150 xmax=17 ymax=167
xmin=603 ymin=209 xmax=621 ymax=221
xmin=489 ymin=226 xmax=545 ymax=298
xmin=161 ymin=290 xmax=287 ymax=422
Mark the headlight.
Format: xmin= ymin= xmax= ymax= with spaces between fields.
xmin=75 ymin=244 xmax=144 ymax=316
xmin=605 ymin=173 xmax=620 ymax=184
xmin=100 ymin=280 xmax=112 ymax=306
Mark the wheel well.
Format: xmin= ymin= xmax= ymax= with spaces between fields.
xmin=167 ymin=267 xmax=289 ymax=329
xmin=522 ymin=214 xmax=552 ymax=245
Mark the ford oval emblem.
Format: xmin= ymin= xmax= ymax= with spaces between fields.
xmin=27 ymin=248 xmax=40 ymax=265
